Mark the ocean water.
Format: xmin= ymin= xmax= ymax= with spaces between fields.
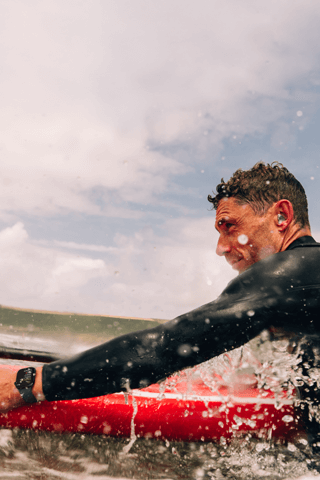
xmin=0 ymin=331 xmax=320 ymax=479
xmin=0 ymin=427 xmax=317 ymax=479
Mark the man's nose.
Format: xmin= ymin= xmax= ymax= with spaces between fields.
xmin=216 ymin=235 xmax=232 ymax=256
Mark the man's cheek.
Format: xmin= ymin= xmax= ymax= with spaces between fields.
xmin=258 ymin=245 xmax=276 ymax=261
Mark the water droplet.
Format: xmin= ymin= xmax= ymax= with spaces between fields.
xmin=238 ymin=234 xmax=248 ymax=245
xmin=287 ymin=442 xmax=297 ymax=452
xmin=298 ymin=438 xmax=308 ymax=445
xmin=256 ymin=443 xmax=266 ymax=452
xmin=296 ymin=110 xmax=303 ymax=117
xmin=194 ymin=467 xmax=205 ymax=478
xmin=177 ymin=344 xmax=192 ymax=356
xmin=103 ymin=423 xmax=111 ymax=434
xmin=282 ymin=415 xmax=294 ymax=423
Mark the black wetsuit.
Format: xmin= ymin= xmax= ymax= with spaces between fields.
xmin=42 ymin=236 xmax=320 ymax=404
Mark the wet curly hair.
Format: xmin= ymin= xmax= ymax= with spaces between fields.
xmin=208 ymin=162 xmax=310 ymax=228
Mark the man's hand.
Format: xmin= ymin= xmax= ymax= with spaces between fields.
xmin=0 ymin=365 xmax=44 ymax=414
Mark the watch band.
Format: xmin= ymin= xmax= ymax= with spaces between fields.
xmin=14 ymin=367 xmax=37 ymax=404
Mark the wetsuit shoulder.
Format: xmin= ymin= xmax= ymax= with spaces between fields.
xmin=235 ymin=240 xmax=320 ymax=291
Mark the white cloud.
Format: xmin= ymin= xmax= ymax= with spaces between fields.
xmin=49 ymin=240 xmax=115 ymax=253
xmin=0 ymin=220 xmax=235 ymax=318
xmin=0 ymin=112 xmax=187 ymax=216
xmin=0 ymin=223 xmax=109 ymax=311
xmin=0 ymin=1 xmax=319 ymax=216
xmin=1 ymin=221 xmax=318 ymax=319
xmin=104 ymin=217 xmax=236 ymax=318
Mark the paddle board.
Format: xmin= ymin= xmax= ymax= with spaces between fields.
xmin=0 ymin=364 xmax=303 ymax=442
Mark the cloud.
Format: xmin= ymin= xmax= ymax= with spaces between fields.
xmin=0 ymin=220 xmax=235 ymax=318
xmin=0 ymin=1 xmax=320 ymax=217
xmin=0 ymin=112 xmax=188 ymax=217
xmin=43 ymin=240 xmax=116 ymax=253
xmin=1 ymin=221 xmax=318 ymax=319
xmin=104 ymin=217 xmax=236 ymax=318
xmin=0 ymin=223 xmax=109 ymax=311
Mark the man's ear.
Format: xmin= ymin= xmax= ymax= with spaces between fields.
xmin=274 ymin=199 xmax=294 ymax=231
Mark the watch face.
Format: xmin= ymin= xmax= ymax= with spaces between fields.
xmin=15 ymin=367 xmax=36 ymax=389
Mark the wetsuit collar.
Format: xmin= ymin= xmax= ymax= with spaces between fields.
xmin=286 ymin=235 xmax=318 ymax=250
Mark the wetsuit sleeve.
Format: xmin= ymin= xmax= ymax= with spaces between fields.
xmin=42 ymin=247 xmax=320 ymax=401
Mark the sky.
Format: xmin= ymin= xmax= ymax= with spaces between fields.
xmin=0 ymin=0 xmax=320 ymax=320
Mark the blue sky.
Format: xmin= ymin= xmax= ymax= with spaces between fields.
xmin=0 ymin=0 xmax=320 ymax=319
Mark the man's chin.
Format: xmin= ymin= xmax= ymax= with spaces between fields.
xmin=232 ymin=263 xmax=243 ymax=273
xmin=229 ymin=258 xmax=250 ymax=273
xmin=227 ymin=259 xmax=242 ymax=271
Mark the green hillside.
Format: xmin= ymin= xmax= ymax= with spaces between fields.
xmin=0 ymin=304 xmax=165 ymax=343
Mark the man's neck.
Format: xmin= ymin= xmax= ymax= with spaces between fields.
xmin=280 ymin=226 xmax=312 ymax=252
xmin=286 ymin=235 xmax=317 ymax=250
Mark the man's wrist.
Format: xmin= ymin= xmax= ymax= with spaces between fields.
xmin=14 ymin=367 xmax=37 ymax=403
xmin=33 ymin=366 xmax=45 ymax=402
xmin=13 ymin=366 xmax=45 ymax=404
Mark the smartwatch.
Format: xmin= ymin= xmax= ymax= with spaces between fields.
xmin=14 ymin=367 xmax=37 ymax=404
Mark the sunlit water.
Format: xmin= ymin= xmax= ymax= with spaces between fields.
xmin=1 ymin=331 xmax=320 ymax=479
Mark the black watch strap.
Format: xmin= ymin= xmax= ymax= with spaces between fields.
xmin=14 ymin=367 xmax=37 ymax=404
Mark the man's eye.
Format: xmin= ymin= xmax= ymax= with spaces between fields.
xmin=225 ymin=223 xmax=233 ymax=229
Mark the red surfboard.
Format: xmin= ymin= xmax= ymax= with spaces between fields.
xmin=0 ymin=364 xmax=303 ymax=442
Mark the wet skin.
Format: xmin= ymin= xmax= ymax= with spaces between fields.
xmin=215 ymin=198 xmax=280 ymax=273
xmin=214 ymin=197 xmax=310 ymax=273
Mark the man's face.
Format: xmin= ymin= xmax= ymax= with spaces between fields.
xmin=215 ymin=197 xmax=279 ymax=273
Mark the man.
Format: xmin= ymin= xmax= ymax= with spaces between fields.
xmin=1 ymin=162 xmax=320 ymax=446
